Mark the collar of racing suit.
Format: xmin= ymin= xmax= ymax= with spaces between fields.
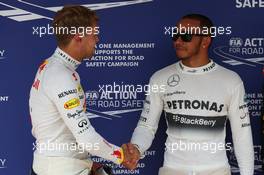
xmin=177 ymin=59 xmax=217 ymax=74
xmin=53 ymin=47 xmax=81 ymax=70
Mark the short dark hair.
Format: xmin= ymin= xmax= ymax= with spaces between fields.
xmin=181 ymin=14 xmax=214 ymax=30
xmin=52 ymin=5 xmax=98 ymax=46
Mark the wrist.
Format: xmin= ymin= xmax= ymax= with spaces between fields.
xmin=118 ymin=148 xmax=124 ymax=164
xmin=132 ymin=144 xmax=144 ymax=159
xmin=112 ymin=148 xmax=124 ymax=164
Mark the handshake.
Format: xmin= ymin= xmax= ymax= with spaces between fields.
xmin=121 ymin=143 xmax=141 ymax=170
xmin=91 ymin=143 xmax=141 ymax=175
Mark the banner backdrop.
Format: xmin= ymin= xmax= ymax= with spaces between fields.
xmin=0 ymin=0 xmax=263 ymax=175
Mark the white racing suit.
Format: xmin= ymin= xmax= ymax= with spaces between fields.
xmin=29 ymin=48 xmax=123 ymax=175
xmin=131 ymin=60 xmax=254 ymax=175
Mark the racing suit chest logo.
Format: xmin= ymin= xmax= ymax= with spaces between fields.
xmin=167 ymin=100 xmax=224 ymax=113
xmin=167 ymin=74 xmax=180 ymax=87
xmin=58 ymin=89 xmax=77 ymax=98
xmin=64 ymin=98 xmax=80 ymax=109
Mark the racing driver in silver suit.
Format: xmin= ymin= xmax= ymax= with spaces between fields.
xmin=126 ymin=14 xmax=254 ymax=175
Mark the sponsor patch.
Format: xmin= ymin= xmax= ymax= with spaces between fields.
xmin=64 ymin=98 xmax=80 ymax=109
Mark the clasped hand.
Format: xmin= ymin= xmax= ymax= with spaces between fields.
xmin=121 ymin=143 xmax=140 ymax=170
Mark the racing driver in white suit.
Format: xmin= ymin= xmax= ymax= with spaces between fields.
xmin=126 ymin=14 xmax=254 ymax=175
xmin=29 ymin=5 xmax=136 ymax=175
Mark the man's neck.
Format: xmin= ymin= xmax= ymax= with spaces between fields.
xmin=181 ymin=55 xmax=210 ymax=68
xmin=59 ymin=46 xmax=83 ymax=62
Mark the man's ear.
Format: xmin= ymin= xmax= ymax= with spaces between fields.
xmin=202 ymin=36 xmax=212 ymax=48
xmin=72 ymin=34 xmax=82 ymax=43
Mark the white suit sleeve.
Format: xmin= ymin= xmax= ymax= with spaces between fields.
xmin=228 ymin=82 xmax=254 ymax=175
xmin=131 ymin=76 xmax=163 ymax=154
xmin=44 ymin=71 xmax=123 ymax=164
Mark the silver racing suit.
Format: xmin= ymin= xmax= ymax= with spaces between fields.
xmin=131 ymin=60 xmax=254 ymax=175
